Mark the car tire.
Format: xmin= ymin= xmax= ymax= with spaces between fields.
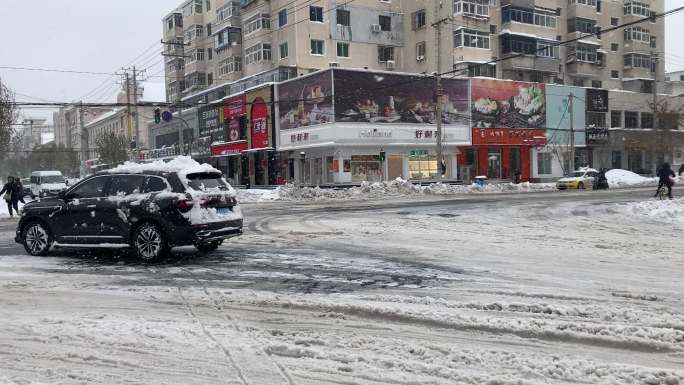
xmin=578 ymin=182 xmax=585 ymax=190
xmin=195 ymin=240 xmax=223 ymax=253
xmin=22 ymin=221 xmax=52 ymax=256
xmin=132 ymin=222 xmax=169 ymax=262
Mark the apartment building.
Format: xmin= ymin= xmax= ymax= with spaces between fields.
xmin=162 ymin=0 xmax=665 ymax=103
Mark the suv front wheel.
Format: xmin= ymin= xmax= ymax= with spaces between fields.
xmin=22 ymin=221 xmax=52 ymax=256
xmin=133 ymin=222 xmax=169 ymax=262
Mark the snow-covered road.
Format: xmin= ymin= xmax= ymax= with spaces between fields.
xmin=1 ymin=189 xmax=683 ymax=384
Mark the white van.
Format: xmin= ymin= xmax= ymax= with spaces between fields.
xmin=30 ymin=171 xmax=67 ymax=198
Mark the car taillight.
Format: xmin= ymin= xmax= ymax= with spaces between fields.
xmin=176 ymin=199 xmax=194 ymax=212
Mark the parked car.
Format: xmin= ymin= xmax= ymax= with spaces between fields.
xmin=556 ymin=168 xmax=599 ymax=190
xmin=20 ymin=178 xmax=31 ymax=198
xmin=30 ymin=171 xmax=68 ymax=198
xmin=15 ymin=166 xmax=243 ymax=261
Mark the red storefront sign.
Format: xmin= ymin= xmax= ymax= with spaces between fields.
xmin=472 ymin=128 xmax=547 ymax=146
xmin=250 ymin=96 xmax=269 ymax=149
xmin=224 ymin=95 xmax=246 ymax=120
xmin=211 ymin=141 xmax=248 ymax=156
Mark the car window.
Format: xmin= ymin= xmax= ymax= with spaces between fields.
xmin=186 ymin=172 xmax=228 ymax=191
xmin=109 ymin=175 xmax=145 ymax=196
xmin=587 ymin=172 xmax=597 ymax=177
xmin=70 ymin=176 xmax=109 ymax=199
xmin=143 ymin=176 xmax=168 ymax=193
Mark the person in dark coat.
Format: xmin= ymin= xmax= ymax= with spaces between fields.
xmin=0 ymin=176 xmax=26 ymax=218
xmin=678 ymin=164 xmax=684 ymax=177
xmin=654 ymin=163 xmax=676 ymax=199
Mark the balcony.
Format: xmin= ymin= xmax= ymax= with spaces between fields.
xmin=500 ymin=55 xmax=560 ymax=74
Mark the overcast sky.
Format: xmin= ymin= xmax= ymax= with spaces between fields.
xmin=1 ymin=0 xmax=684 ymax=123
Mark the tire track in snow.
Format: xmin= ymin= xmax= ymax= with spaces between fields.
xmin=179 ymin=267 xmax=296 ymax=385
xmin=176 ymin=286 xmax=250 ymax=385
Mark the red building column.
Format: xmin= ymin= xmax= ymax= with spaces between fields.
xmin=520 ymin=147 xmax=531 ymax=182
xmin=477 ymin=146 xmax=489 ymax=177
xmin=456 ymin=147 xmax=466 ymax=180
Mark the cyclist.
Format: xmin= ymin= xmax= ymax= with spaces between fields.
xmin=654 ymin=163 xmax=675 ymax=199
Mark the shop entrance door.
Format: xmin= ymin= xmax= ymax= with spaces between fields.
xmin=487 ymin=148 xmax=502 ymax=179
xmin=312 ymin=158 xmax=323 ymax=186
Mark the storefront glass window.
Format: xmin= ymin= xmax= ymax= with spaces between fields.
xmin=487 ymin=148 xmax=501 ymax=179
xmin=408 ymin=153 xmax=437 ymax=179
xmin=351 ymin=155 xmax=383 ymax=182
xmin=326 ymin=156 xmax=335 ymax=184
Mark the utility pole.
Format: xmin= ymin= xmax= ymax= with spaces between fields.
xmin=569 ymin=93 xmax=575 ymax=174
xmin=161 ymin=38 xmax=191 ymax=155
xmin=78 ymin=102 xmax=87 ymax=177
xmin=431 ymin=3 xmax=451 ymax=178
xmin=124 ymin=71 xmax=132 ymax=139
xmin=132 ymin=65 xmax=141 ymax=152
xmin=651 ymin=51 xmax=659 ymax=172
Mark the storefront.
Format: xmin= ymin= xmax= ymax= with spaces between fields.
xmin=245 ymin=84 xmax=280 ymax=185
xmin=276 ymin=68 xmax=471 ymax=185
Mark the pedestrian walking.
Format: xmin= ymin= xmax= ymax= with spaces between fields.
xmin=0 ymin=176 xmax=26 ymax=218
xmin=654 ymin=163 xmax=676 ymax=199
xmin=678 ymin=164 xmax=684 ymax=177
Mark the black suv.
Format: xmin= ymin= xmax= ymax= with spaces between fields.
xmin=15 ymin=169 xmax=243 ymax=261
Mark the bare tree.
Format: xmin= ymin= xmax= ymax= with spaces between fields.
xmin=0 ymin=78 xmax=19 ymax=162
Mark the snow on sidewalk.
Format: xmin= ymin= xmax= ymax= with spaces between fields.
xmin=237 ymin=179 xmax=557 ymax=203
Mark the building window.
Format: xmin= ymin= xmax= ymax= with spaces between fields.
xmin=623 ymin=53 xmax=652 ymax=69
xmin=536 ymin=40 xmax=560 ymax=58
xmin=537 ymin=153 xmax=553 ymax=175
xmin=624 ymin=1 xmax=651 ymax=17
xmin=412 ymin=9 xmax=426 ymax=29
xmin=650 ymin=36 xmax=657 ymax=48
xmin=207 ymin=48 xmax=212 ymax=60
xmin=623 ymin=27 xmax=650 ymax=43
xmin=501 ymin=35 xmax=535 ymax=55
xmin=279 ymin=42 xmax=288 ymax=59
xmin=216 ymin=3 xmax=238 ymax=23
xmin=568 ymin=17 xmax=596 ymax=33
xmin=575 ymin=44 xmax=598 ymax=63
xmin=454 ymin=29 xmax=490 ymax=49
xmin=378 ymin=46 xmax=395 ymax=62
xmin=310 ymin=39 xmax=324 ymax=55
xmin=454 ymin=0 xmax=491 ymax=18
xmin=534 ymin=12 xmax=557 ymax=28
xmin=416 ymin=41 xmax=426 ymax=60
xmin=611 ymin=70 xmax=620 ymax=78
xmin=218 ymin=56 xmax=242 ymax=75
xmin=245 ymin=14 xmax=271 ymax=35
xmin=611 ymin=110 xmax=622 ymax=128
xmin=184 ymin=24 xmax=204 ymax=43
xmin=337 ymin=9 xmax=350 ymax=27
xmin=379 ymin=15 xmax=392 ymax=31
xmin=214 ymin=27 xmax=241 ymax=51
xmin=468 ymin=63 xmax=496 ymax=77
xmin=502 ymin=6 xmax=533 ymax=24
xmin=680 ymin=75 xmax=684 ymax=81
xmin=611 ymin=17 xmax=619 ymax=26
xmin=278 ymin=9 xmax=288 ymax=27
xmin=587 ymin=111 xmax=606 ymax=128
xmin=310 ymin=6 xmax=323 ymax=22
xmin=611 ymin=43 xmax=619 ymax=51
xmin=245 ymin=43 xmax=272 ymax=65
xmin=641 ymin=112 xmax=653 ymax=128
xmin=591 ymin=80 xmax=602 ymax=88
xmin=337 ymin=42 xmax=349 ymax=57
xmin=624 ymin=111 xmax=639 ymax=128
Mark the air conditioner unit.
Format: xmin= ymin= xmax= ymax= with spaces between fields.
xmin=329 ymin=62 xmax=340 ymax=68
xmin=386 ymin=60 xmax=396 ymax=70
xmin=371 ymin=24 xmax=382 ymax=33
xmin=416 ymin=55 xmax=425 ymax=61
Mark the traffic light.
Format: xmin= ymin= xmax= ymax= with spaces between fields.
xmin=379 ymin=151 xmax=386 ymax=161
xmin=154 ymin=108 xmax=161 ymax=124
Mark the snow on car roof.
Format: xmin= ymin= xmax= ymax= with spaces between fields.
xmin=107 ymin=156 xmax=220 ymax=176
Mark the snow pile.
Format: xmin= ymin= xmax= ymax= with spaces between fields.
xmin=606 ymin=169 xmax=658 ymax=188
xmin=237 ymin=179 xmax=557 ymax=203
xmin=620 ymin=198 xmax=684 ymax=223
xmin=0 ymin=201 xmax=24 ymax=217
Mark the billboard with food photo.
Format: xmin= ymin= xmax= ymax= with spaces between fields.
xmin=333 ymin=69 xmax=469 ymax=128
xmin=278 ymin=70 xmax=333 ymax=130
xmin=471 ymin=79 xmax=546 ymax=129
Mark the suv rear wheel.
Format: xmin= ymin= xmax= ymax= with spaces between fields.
xmin=133 ymin=223 xmax=168 ymax=262
xmin=22 ymin=221 xmax=52 ymax=256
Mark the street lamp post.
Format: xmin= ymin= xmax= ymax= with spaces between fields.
xmin=299 ymin=151 xmax=306 ymax=187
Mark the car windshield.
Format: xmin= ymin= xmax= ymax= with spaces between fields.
xmin=186 ymin=172 xmax=228 ymax=191
xmin=40 ymin=175 xmax=65 ymax=183
xmin=572 ymin=172 xmax=585 ymax=177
